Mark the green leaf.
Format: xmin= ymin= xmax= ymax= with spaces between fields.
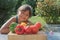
xmin=29 ymin=16 xmax=47 ymax=27
xmin=9 ymin=22 xmax=17 ymax=33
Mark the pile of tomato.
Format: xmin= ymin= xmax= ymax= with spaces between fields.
xmin=14 ymin=22 xmax=42 ymax=35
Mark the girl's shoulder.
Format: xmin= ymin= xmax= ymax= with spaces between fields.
xmin=9 ymin=16 xmax=17 ymax=22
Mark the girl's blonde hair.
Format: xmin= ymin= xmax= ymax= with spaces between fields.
xmin=17 ymin=4 xmax=33 ymax=17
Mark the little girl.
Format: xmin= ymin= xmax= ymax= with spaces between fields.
xmin=0 ymin=4 xmax=33 ymax=34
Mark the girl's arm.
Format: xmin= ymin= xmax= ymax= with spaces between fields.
xmin=0 ymin=16 xmax=16 ymax=34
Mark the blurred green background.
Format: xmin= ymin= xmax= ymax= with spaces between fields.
xmin=0 ymin=0 xmax=60 ymax=27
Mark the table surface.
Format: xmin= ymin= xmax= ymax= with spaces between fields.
xmin=0 ymin=34 xmax=8 ymax=40
xmin=0 ymin=32 xmax=60 ymax=40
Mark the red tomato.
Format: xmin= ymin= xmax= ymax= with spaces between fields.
xmin=35 ymin=22 xmax=42 ymax=29
xmin=30 ymin=25 xmax=39 ymax=34
xmin=14 ymin=25 xmax=25 ymax=35
xmin=24 ymin=26 xmax=32 ymax=34
xmin=31 ymin=27 xmax=39 ymax=34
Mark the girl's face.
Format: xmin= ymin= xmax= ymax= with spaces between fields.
xmin=18 ymin=10 xmax=30 ymax=22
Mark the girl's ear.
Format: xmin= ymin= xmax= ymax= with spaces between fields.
xmin=17 ymin=11 xmax=21 ymax=16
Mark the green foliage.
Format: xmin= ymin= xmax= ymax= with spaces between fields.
xmin=15 ymin=0 xmax=24 ymax=11
xmin=0 ymin=0 xmax=18 ymax=11
xmin=35 ymin=0 xmax=60 ymax=23
xmin=21 ymin=0 xmax=36 ymax=16
xmin=0 ymin=0 xmax=18 ymax=27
